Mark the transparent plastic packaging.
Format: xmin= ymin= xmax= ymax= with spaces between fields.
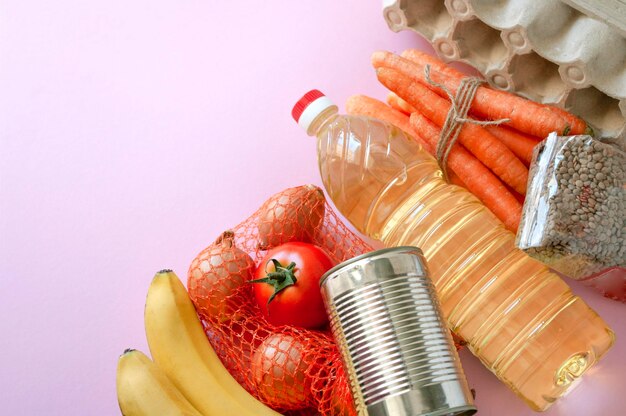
xmin=517 ymin=133 xmax=625 ymax=280
xmin=294 ymin=92 xmax=615 ymax=412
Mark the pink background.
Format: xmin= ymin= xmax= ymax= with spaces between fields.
xmin=1 ymin=1 xmax=624 ymax=415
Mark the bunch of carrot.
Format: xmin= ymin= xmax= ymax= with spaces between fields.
xmin=346 ymin=50 xmax=588 ymax=233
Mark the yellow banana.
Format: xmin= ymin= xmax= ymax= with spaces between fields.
xmin=145 ymin=269 xmax=281 ymax=416
xmin=116 ymin=349 xmax=202 ymax=416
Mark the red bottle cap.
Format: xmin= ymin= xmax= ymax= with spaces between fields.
xmin=292 ymin=89 xmax=325 ymax=123
xmin=292 ymin=89 xmax=337 ymax=135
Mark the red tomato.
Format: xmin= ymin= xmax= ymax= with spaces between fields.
xmin=251 ymin=242 xmax=333 ymax=329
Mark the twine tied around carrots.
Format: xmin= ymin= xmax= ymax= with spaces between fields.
xmin=424 ymin=65 xmax=510 ymax=182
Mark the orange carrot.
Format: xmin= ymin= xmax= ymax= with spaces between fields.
xmin=401 ymin=49 xmax=554 ymax=144
xmin=386 ymin=92 xmax=417 ymax=115
xmin=509 ymin=186 xmax=526 ymax=205
xmin=399 ymin=49 xmax=587 ymax=136
xmin=410 ymin=112 xmax=522 ymax=232
xmin=400 ymin=49 xmax=542 ymax=165
xmin=345 ymin=94 xmax=466 ymax=188
xmin=447 ymin=171 xmax=467 ymax=189
xmin=401 ymin=49 xmax=467 ymax=99
xmin=345 ymin=94 xmax=432 ymax=152
xmin=483 ymin=125 xmax=541 ymax=166
xmin=376 ymin=67 xmax=530 ymax=195
xmin=407 ymin=115 xmax=467 ymax=189
xmin=373 ymin=50 xmax=587 ymax=137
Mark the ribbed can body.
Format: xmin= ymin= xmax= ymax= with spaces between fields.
xmin=320 ymin=247 xmax=476 ymax=416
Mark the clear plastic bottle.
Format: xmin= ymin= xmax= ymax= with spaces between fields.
xmin=292 ymin=90 xmax=615 ymax=411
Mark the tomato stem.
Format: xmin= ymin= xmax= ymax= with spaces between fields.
xmin=249 ymin=259 xmax=298 ymax=307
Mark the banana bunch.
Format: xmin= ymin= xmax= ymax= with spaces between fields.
xmin=116 ymin=270 xmax=281 ymax=416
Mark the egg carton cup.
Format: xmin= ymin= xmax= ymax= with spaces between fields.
xmin=382 ymin=0 xmax=626 ymax=150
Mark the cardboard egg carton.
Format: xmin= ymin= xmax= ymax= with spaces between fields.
xmin=382 ymin=0 xmax=626 ymax=148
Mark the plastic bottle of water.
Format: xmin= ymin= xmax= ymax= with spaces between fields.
xmin=292 ymin=90 xmax=614 ymax=411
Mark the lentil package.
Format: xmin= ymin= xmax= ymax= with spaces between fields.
xmin=516 ymin=133 xmax=625 ymax=284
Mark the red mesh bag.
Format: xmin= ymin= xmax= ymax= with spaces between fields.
xmin=187 ymin=184 xmax=462 ymax=415
xmin=187 ymin=184 xmax=370 ymax=416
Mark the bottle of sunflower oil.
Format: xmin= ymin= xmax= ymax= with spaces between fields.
xmin=292 ymin=89 xmax=614 ymax=411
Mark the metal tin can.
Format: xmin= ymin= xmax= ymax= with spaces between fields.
xmin=320 ymin=246 xmax=476 ymax=416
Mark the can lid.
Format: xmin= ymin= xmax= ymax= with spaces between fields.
xmin=292 ymin=89 xmax=336 ymax=135
xmin=320 ymin=246 xmax=425 ymax=288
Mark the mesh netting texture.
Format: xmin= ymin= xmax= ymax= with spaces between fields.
xmin=187 ymin=184 xmax=370 ymax=416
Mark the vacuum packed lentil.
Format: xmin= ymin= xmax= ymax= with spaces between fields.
xmin=516 ymin=133 xmax=625 ymax=279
